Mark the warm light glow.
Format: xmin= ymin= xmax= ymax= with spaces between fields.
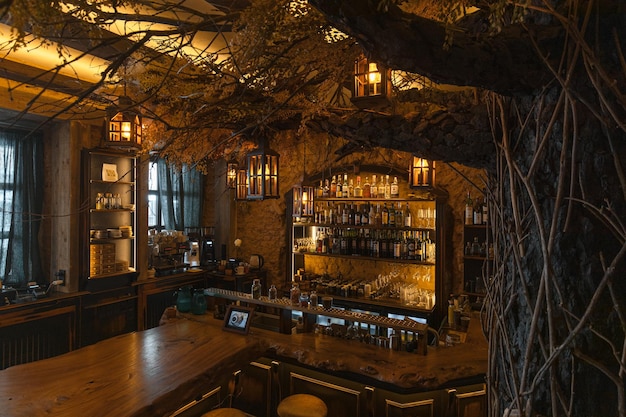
xmin=121 ymin=121 xmax=131 ymax=139
xmin=410 ymin=157 xmax=435 ymax=188
xmin=0 ymin=23 xmax=111 ymax=84
xmin=368 ymin=63 xmax=381 ymax=84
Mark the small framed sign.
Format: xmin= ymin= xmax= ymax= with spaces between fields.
xmin=102 ymin=163 xmax=118 ymax=182
xmin=223 ymin=305 xmax=254 ymax=335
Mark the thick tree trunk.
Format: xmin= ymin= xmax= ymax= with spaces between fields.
xmin=486 ymin=87 xmax=626 ymax=417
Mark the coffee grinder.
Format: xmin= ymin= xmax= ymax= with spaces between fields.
xmin=200 ymin=226 xmax=216 ymax=268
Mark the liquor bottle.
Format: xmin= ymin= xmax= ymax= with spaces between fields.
xmin=403 ymin=202 xmax=412 ymax=227
xmin=354 ymin=204 xmax=361 ymax=226
xmin=370 ymin=174 xmax=378 ymax=198
xmin=348 ymin=179 xmax=354 ymax=199
xmin=390 ymin=176 xmax=399 ymax=198
xmin=342 ymin=204 xmax=349 ymax=225
xmin=381 ymin=203 xmax=389 ymax=226
xmin=473 ymin=196 xmax=482 ymax=225
xmin=394 ymin=203 xmax=403 ymax=228
xmin=342 ymin=174 xmax=349 ymax=198
xmin=369 ymin=204 xmax=376 ymax=226
xmin=407 ymin=231 xmax=416 ymax=259
xmin=388 ymin=203 xmax=396 ymax=227
xmin=361 ymin=205 xmax=369 ymax=225
xmin=323 ymin=179 xmax=330 ymax=198
xmin=290 ymin=282 xmax=301 ymax=306
xmin=317 ymin=180 xmax=324 ymax=198
xmin=465 ymin=191 xmax=473 ymax=225
xmin=393 ymin=232 xmax=402 ymax=259
xmin=415 ymin=233 xmax=423 ymax=261
xmin=380 ymin=230 xmax=389 ymax=258
xmin=354 ymin=176 xmax=363 ymax=198
xmin=374 ymin=203 xmax=382 ymax=226
xmin=482 ymin=189 xmax=488 ymax=224
xmin=330 ymin=175 xmax=337 ymax=197
xmin=384 ymin=175 xmax=391 ymax=199
xmin=349 ymin=203 xmax=355 ymax=225
xmin=363 ymin=176 xmax=371 ymax=198
xmin=335 ymin=176 xmax=342 ymax=198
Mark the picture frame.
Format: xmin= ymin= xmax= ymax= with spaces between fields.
xmin=222 ymin=304 xmax=255 ymax=334
xmin=102 ymin=163 xmax=118 ymax=182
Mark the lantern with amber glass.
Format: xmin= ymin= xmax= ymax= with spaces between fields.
xmin=352 ymin=55 xmax=392 ymax=108
xmin=292 ymin=184 xmax=314 ymax=218
xmin=227 ymin=161 xmax=238 ymax=189
xmin=410 ymin=157 xmax=435 ymax=188
xmin=236 ymin=169 xmax=248 ymax=200
xmin=105 ymin=96 xmax=142 ymax=149
xmin=246 ymin=141 xmax=280 ymax=200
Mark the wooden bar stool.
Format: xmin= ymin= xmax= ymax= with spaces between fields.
xmin=201 ymin=408 xmax=248 ymax=417
xmin=276 ymin=393 xmax=328 ymax=417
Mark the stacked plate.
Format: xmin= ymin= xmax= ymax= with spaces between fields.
xmin=119 ymin=225 xmax=133 ymax=238
xmin=93 ymin=229 xmax=108 ymax=239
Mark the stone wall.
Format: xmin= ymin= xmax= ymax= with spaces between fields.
xmin=207 ymin=130 xmax=486 ymax=296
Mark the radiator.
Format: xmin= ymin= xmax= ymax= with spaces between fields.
xmin=0 ymin=306 xmax=75 ymax=370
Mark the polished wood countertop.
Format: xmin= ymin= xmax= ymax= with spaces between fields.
xmin=0 ymin=309 xmax=487 ymax=416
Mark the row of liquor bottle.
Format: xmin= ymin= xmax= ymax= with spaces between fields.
xmin=311 ymin=201 xmax=435 ymax=229
xmin=295 ymin=227 xmax=436 ymax=261
xmin=315 ymin=174 xmax=402 ymax=199
xmin=464 ymin=236 xmax=494 ymax=258
xmin=465 ymin=190 xmax=489 ymax=225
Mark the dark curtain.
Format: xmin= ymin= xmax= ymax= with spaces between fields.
xmin=0 ymin=128 xmax=44 ymax=288
xmin=156 ymin=159 xmax=203 ymax=231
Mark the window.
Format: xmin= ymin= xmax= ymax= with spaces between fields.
xmin=0 ymin=128 xmax=44 ymax=288
xmin=147 ymin=158 xmax=203 ymax=231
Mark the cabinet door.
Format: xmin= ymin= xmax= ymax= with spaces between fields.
xmin=81 ymin=149 xmax=137 ymax=288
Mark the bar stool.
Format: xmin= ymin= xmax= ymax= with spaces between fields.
xmin=201 ymin=408 xmax=248 ymax=417
xmin=276 ymin=393 xmax=328 ymax=417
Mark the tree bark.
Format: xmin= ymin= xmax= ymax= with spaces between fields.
xmin=309 ymin=0 xmax=566 ymax=95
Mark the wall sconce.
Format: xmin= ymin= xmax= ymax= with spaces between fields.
xmin=246 ymin=140 xmax=280 ymax=200
xmin=410 ymin=156 xmax=435 ymax=188
xmin=292 ymin=184 xmax=314 ymax=218
xmin=227 ymin=161 xmax=238 ymax=189
xmin=236 ymin=169 xmax=248 ymax=200
xmin=351 ymin=55 xmax=392 ymax=108
xmin=105 ymin=96 xmax=142 ymax=149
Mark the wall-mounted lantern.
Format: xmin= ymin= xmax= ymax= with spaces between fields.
xmin=246 ymin=140 xmax=280 ymax=200
xmin=351 ymin=55 xmax=392 ymax=108
xmin=292 ymin=184 xmax=314 ymax=218
xmin=410 ymin=156 xmax=435 ymax=188
xmin=105 ymin=96 xmax=142 ymax=149
xmin=227 ymin=161 xmax=238 ymax=189
xmin=236 ymin=169 xmax=248 ymax=201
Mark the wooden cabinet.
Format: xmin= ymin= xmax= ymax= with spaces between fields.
xmin=81 ymin=148 xmax=138 ymax=291
xmin=462 ymin=224 xmax=492 ymax=308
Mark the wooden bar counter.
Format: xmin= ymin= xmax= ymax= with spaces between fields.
xmin=0 ymin=306 xmax=487 ymax=417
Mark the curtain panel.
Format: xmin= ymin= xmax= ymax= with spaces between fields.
xmin=156 ymin=159 xmax=203 ymax=231
xmin=0 ymin=128 xmax=44 ymax=288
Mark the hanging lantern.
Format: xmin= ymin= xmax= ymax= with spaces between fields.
xmin=292 ymin=184 xmax=314 ymax=218
xmin=246 ymin=140 xmax=280 ymax=200
xmin=105 ymin=96 xmax=142 ymax=149
xmin=236 ymin=169 xmax=248 ymax=201
xmin=227 ymin=161 xmax=238 ymax=189
xmin=410 ymin=157 xmax=435 ymax=188
xmin=351 ymin=55 xmax=392 ymax=108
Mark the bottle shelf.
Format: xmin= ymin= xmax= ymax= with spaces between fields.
xmin=90 ymin=179 xmax=135 ymax=186
xmin=294 ymin=222 xmax=434 ymax=231
xmin=297 ymin=251 xmax=435 ymax=265
xmin=316 ymin=197 xmax=434 ymax=202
